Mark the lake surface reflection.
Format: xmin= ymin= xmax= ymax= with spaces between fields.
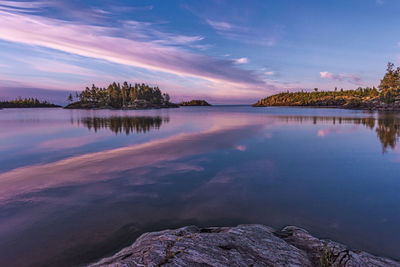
xmin=79 ymin=116 xmax=169 ymax=135
xmin=0 ymin=106 xmax=400 ymax=266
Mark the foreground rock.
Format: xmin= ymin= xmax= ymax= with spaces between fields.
xmin=89 ymin=225 xmax=399 ymax=267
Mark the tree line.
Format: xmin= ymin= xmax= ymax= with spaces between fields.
xmin=379 ymin=62 xmax=400 ymax=103
xmin=0 ymin=97 xmax=60 ymax=108
xmin=68 ymin=82 xmax=171 ymax=108
xmin=254 ymin=62 xmax=400 ymax=107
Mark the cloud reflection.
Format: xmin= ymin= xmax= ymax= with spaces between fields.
xmin=0 ymin=122 xmax=264 ymax=203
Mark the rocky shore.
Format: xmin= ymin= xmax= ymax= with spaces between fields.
xmin=253 ymin=98 xmax=400 ymax=111
xmin=88 ymin=225 xmax=399 ymax=267
xmin=64 ymin=100 xmax=179 ymax=110
xmin=252 ymin=90 xmax=400 ymax=111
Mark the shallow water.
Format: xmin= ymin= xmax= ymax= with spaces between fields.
xmin=0 ymin=106 xmax=400 ymax=266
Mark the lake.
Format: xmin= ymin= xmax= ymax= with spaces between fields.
xmin=0 ymin=106 xmax=399 ymax=266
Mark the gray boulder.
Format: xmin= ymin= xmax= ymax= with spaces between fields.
xmin=89 ymin=224 xmax=400 ymax=267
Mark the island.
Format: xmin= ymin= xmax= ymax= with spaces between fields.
xmin=89 ymin=224 xmax=399 ymax=266
xmin=0 ymin=98 xmax=61 ymax=108
xmin=180 ymin=99 xmax=211 ymax=106
xmin=64 ymin=82 xmax=179 ymax=109
xmin=253 ymin=62 xmax=400 ymax=110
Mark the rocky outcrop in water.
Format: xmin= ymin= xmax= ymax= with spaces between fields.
xmin=88 ymin=224 xmax=399 ymax=267
xmin=180 ymin=100 xmax=211 ymax=106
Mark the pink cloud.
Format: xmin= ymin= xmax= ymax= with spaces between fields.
xmin=0 ymin=9 xmax=264 ymax=88
xmin=32 ymin=59 xmax=100 ymax=77
xmin=236 ymin=145 xmax=247 ymax=151
xmin=235 ymin=57 xmax=249 ymax=64
xmin=319 ymin=71 xmax=361 ymax=84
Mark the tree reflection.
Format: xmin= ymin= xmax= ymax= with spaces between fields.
xmin=79 ymin=116 xmax=169 ymax=135
xmin=375 ymin=115 xmax=400 ymax=153
xmin=281 ymin=114 xmax=400 ymax=153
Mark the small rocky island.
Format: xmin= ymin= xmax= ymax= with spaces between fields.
xmin=89 ymin=224 xmax=399 ymax=267
xmin=0 ymin=98 xmax=61 ymax=108
xmin=65 ymin=82 xmax=179 ymax=110
xmin=180 ymin=99 xmax=211 ymax=106
xmin=254 ymin=62 xmax=400 ymax=111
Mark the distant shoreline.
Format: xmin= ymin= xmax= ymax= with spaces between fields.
xmin=253 ymin=104 xmax=400 ymax=111
xmin=252 ymin=90 xmax=400 ymax=111
xmin=0 ymin=104 xmax=61 ymax=109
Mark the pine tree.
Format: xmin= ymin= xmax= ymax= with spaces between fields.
xmin=379 ymin=62 xmax=400 ymax=103
xmin=68 ymin=93 xmax=73 ymax=103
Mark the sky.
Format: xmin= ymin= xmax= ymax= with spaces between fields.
xmin=0 ymin=0 xmax=399 ymax=104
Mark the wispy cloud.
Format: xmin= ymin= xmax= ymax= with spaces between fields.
xmin=121 ymin=20 xmax=206 ymax=47
xmin=205 ymin=19 xmax=234 ymax=31
xmin=154 ymin=35 xmax=204 ymax=45
xmin=320 ymin=71 xmax=361 ymax=84
xmin=205 ymin=17 xmax=278 ymax=47
xmin=30 ymin=59 xmax=99 ymax=77
xmin=0 ymin=8 xmax=265 ymax=88
xmin=0 ymin=0 xmax=47 ymax=9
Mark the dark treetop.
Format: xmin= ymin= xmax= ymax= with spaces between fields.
xmin=253 ymin=62 xmax=400 ymax=110
xmin=65 ymin=82 xmax=178 ymax=109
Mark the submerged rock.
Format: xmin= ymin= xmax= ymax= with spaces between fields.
xmin=88 ymin=224 xmax=399 ymax=267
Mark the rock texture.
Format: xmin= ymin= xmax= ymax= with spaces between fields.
xmin=89 ymin=225 xmax=400 ymax=267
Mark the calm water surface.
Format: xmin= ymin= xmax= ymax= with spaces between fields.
xmin=0 ymin=106 xmax=400 ymax=266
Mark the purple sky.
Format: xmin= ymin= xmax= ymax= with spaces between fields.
xmin=0 ymin=0 xmax=399 ymax=104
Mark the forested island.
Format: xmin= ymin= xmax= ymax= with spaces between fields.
xmin=180 ymin=100 xmax=211 ymax=106
xmin=253 ymin=63 xmax=400 ymax=110
xmin=65 ymin=82 xmax=178 ymax=109
xmin=0 ymin=98 xmax=60 ymax=108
